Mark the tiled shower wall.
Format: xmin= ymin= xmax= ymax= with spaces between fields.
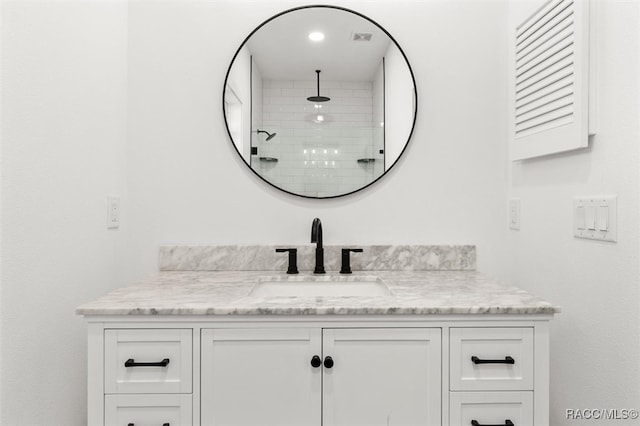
xmin=253 ymin=78 xmax=384 ymax=197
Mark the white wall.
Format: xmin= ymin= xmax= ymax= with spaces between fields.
xmin=1 ymin=1 xmax=128 ymax=424
xmin=0 ymin=0 xmax=3 ymax=418
xmin=0 ymin=1 xmax=4 ymax=419
xmin=508 ymin=0 xmax=640 ymax=423
xmin=124 ymin=0 xmax=511 ymax=283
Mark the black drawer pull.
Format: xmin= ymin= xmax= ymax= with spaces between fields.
xmin=471 ymin=356 xmax=515 ymax=365
xmin=323 ymin=356 xmax=334 ymax=369
xmin=311 ymin=355 xmax=322 ymax=368
xmin=124 ymin=358 xmax=170 ymax=367
xmin=127 ymin=424 xmax=170 ymax=426
xmin=471 ymin=420 xmax=514 ymax=426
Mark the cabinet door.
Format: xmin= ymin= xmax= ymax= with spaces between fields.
xmin=322 ymin=328 xmax=441 ymax=426
xmin=201 ymin=328 xmax=322 ymax=426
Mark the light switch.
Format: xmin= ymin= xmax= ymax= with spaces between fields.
xmin=597 ymin=206 xmax=609 ymax=231
xmin=585 ymin=205 xmax=596 ymax=230
xmin=574 ymin=195 xmax=617 ymax=242
xmin=575 ymin=206 xmax=586 ymax=230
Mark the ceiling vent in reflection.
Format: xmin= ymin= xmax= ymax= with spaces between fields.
xmin=351 ymin=32 xmax=373 ymax=42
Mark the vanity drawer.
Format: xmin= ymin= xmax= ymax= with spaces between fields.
xmin=105 ymin=394 xmax=192 ymax=426
xmin=450 ymin=327 xmax=533 ymax=391
xmin=104 ymin=329 xmax=192 ymax=394
xmin=449 ymin=391 xmax=533 ymax=426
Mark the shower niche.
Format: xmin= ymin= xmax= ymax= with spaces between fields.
xmin=223 ymin=5 xmax=417 ymax=199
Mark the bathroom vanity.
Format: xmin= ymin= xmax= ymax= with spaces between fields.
xmin=77 ymin=246 xmax=558 ymax=426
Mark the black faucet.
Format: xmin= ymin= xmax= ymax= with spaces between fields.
xmin=311 ymin=218 xmax=325 ymax=274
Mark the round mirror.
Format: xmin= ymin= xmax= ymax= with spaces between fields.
xmin=223 ymin=5 xmax=417 ymax=198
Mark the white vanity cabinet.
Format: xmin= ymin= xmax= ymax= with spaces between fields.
xmin=86 ymin=317 xmax=551 ymax=426
xmin=200 ymin=327 xmax=441 ymax=426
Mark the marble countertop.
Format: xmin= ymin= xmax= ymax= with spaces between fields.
xmin=76 ymin=271 xmax=560 ymax=316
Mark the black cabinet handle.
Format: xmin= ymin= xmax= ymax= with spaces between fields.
xmin=124 ymin=358 xmax=170 ymax=367
xmin=323 ymin=356 xmax=334 ymax=368
xmin=127 ymin=424 xmax=170 ymax=426
xmin=310 ymin=355 xmax=322 ymax=368
xmin=471 ymin=420 xmax=514 ymax=426
xmin=471 ymin=356 xmax=515 ymax=365
xmin=127 ymin=423 xmax=171 ymax=426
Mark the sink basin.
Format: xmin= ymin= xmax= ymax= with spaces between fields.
xmin=250 ymin=276 xmax=391 ymax=298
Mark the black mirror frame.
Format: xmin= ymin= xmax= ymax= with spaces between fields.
xmin=222 ymin=4 xmax=418 ymax=199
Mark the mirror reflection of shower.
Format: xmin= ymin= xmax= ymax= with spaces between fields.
xmin=256 ymin=129 xmax=277 ymax=141
xmin=224 ymin=6 xmax=416 ymax=198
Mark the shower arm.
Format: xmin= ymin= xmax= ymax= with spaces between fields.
xmin=315 ymin=70 xmax=321 ymax=97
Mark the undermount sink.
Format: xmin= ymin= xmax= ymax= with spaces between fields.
xmin=250 ymin=276 xmax=391 ymax=298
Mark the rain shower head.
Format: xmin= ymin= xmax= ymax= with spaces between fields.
xmin=307 ymin=70 xmax=330 ymax=103
xmin=307 ymin=95 xmax=331 ymax=102
xmin=257 ymin=129 xmax=277 ymax=141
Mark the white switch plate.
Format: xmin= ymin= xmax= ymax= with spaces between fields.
xmin=107 ymin=196 xmax=120 ymax=229
xmin=509 ymin=199 xmax=521 ymax=230
xmin=574 ymin=195 xmax=616 ymax=242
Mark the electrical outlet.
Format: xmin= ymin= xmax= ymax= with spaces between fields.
xmin=509 ymin=199 xmax=521 ymax=230
xmin=107 ymin=196 xmax=120 ymax=229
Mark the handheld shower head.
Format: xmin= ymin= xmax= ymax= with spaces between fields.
xmin=257 ymin=129 xmax=277 ymax=141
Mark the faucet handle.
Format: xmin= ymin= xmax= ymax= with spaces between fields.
xmin=340 ymin=248 xmax=363 ymax=274
xmin=275 ymin=248 xmax=299 ymax=274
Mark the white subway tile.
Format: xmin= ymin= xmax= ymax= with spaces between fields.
xmin=270 ymin=96 xmax=294 ymax=105
xmin=268 ymin=80 xmax=295 ymax=88
xmin=341 ymin=81 xmax=372 ymax=90
xmin=293 ymin=80 xmax=316 ymax=89
xmin=281 ymin=88 xmax=306 ymax=97
xmin=327 ymin=88 xmax=353 ymax=98
xmin=352 ymin=89 xmax=373 ymax=98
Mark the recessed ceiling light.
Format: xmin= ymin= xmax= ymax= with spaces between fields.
xmin=308 ymin=32 xmax=325 ymax=42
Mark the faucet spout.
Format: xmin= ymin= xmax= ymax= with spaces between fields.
xmin=311 ymin=218 xmax=325 ymax=274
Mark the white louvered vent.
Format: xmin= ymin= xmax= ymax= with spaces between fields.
xmin=511 ymin=0 xmax=593 ymax=160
